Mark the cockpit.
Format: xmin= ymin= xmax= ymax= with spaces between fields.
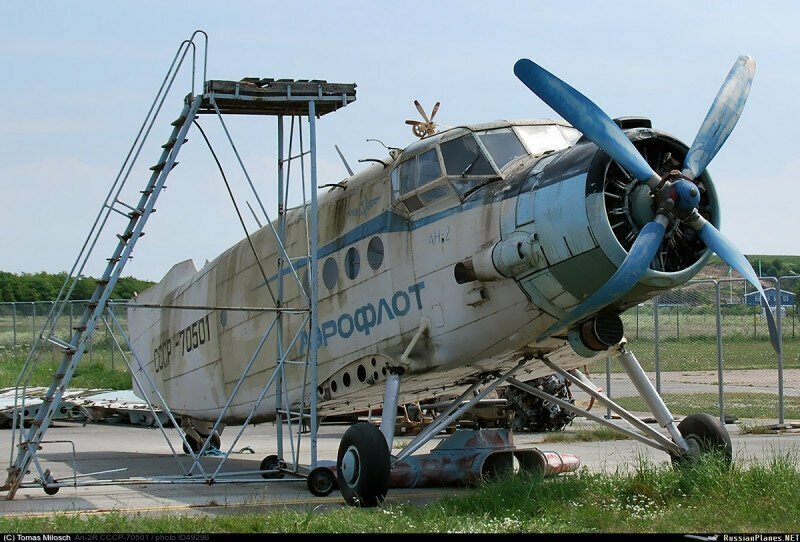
xmin=390 ymin=121 xmax=580 ymax=213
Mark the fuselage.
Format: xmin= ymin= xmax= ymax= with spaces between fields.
xmin=127 ymin=119 xmax=717 ymax=423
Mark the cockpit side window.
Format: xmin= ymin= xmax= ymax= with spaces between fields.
xmin=398 ymin=159 xmax=416 ymax=195
xmin=417 ymin=148 xmax=441 ymax=185
xmin=440 ymin=135 xmax=495 ymax=176
xmin=392 ymin=148 xmax=442 ymax=198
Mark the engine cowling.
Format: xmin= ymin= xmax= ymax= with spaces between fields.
xmin=481 ymin=125 xmax=719 ymax=355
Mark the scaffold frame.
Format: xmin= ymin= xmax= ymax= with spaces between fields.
xmin=3 ymin=29 xmax=356 ymax=499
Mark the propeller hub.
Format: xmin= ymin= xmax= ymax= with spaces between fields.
xmin=670 ymin=178 xmax=701 ymax=213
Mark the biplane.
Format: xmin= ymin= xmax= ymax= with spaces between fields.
xmin=127 ymin=54 xmax=778 ymax=506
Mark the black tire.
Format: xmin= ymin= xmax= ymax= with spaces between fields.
xmin=182 ymin=430 xmax=221 ymax=454
xmin=43 ymin=482 xmax=59 ymax=495
xmin=261 ymin=454 xmax=285 ymax=479
xmin=337 ymin=422 xmax=390 ymax=507
xmin=307 ymin=466 xmax=338 ymax=497
xmin=672 ymin=412 xmax=732 ymax=467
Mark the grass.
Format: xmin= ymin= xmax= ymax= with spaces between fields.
xmin=541 ymin=426 xmax=631 ymax=443
xmin=609 ymin=336 xmax=800 ymax=372
xmin=0 ymin=353 xmax=132 ymax=390
xmin=1 ymin=454 xmax=798 ymax=533
xmin=613 ymin=392 xmax=800 ymax=420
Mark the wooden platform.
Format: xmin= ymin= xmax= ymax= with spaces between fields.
xmin=197 ymin=78 xmax=357 ymax=116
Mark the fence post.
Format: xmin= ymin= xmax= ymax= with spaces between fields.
xmin=12 ymin=302 xmax=17 ymax=348
xmin=715 ymin=281 xmax=725 ymax=424
xmin=605 ymin=356 xmax=612 ymax=419
xmin=775 ymin=277 xmax=785 ymax=426
xmin=654 ymin=296 xmax=661 ymax=394
xmin=110 ymin=304 xmax=116 ymax=370
xmin=31 ymin=302 xmax=36 ymax=344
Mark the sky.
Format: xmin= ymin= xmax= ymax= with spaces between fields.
xmin=1 ymin=1 xmax=798 ymax=282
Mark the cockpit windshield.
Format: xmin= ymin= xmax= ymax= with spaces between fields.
xmin=476 ymin=128 xmax=527 ymax=170
xmin=514 ymin=125 xmax=580 ymax=157
xmin=440 ymin=135 xmax=495 ymax=176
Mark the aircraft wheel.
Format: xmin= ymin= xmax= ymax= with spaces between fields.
xmin=182 ymin=430 xmax=221 ymax=454
xmin=337 ymin=422 xmax=389 ymax=507
xmin=42 ymin=469 xmax=59 ymax=495
xmin=307 ymin=466 xmax=338 ymax=497
xmin=672 ymin=412 xmax=732 ymax=467
xmin=261 ymin=454 xmax=285 ymax=479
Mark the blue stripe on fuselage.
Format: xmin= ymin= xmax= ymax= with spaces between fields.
xmin=252 ymin=185 xmax=512 ymax=292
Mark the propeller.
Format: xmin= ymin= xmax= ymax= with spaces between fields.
xmin=405 ymin=100 xmax=441 ymax=138
xmin=514 ymin=57 xmax=780 ymax=354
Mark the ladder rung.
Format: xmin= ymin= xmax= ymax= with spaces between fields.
xmin=45 ymin=336 xmax=76 ymax=355
xmin=127 ymin=208 xmax=152 ymax=218
xmin=114 ymin=199 xmax=137 ymax=212
xmin=149 ymin=161 xmax=179 ymax=172
xmin=72 ymin=325 xmax=86 ymax=332
xmin=161 ymin=138 xmax=188 ymax=150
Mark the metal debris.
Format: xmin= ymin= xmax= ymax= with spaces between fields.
xmin=0 ymin=388 xmax=176 ymax=428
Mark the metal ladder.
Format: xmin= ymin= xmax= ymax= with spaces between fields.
xmin=3 ymin=96 xmax=202 ymax=499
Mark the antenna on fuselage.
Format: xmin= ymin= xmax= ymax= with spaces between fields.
xmin=246 ymin=200 xmax=263 ymax=228
xmin=335 ymin=144 xmax=355 ymax=177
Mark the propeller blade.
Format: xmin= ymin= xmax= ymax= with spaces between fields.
xmin=405 ymin=120 xmax=423 ymax=126
xmin=414 ymin=100 xmax=430 ymax=123
xmin=537 ymin=216 xmax=669 ymax=342
xmin=683 ymin=55 xmax=756 ymax=180
xmin=696 ymin=221 xmax=781 ymax=354
xmin=514 ymin=58 xmax=660 ymax=187
xmin=430 ymin=101 xmax=440 ymax=121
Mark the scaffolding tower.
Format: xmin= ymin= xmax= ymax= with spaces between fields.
xmin=3 ymin=31 xmax=356 ymax=499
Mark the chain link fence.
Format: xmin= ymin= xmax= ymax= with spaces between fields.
xmin=606 ymin=276 xmax=798 ymax=424
xmin=1 ymin=279 xmax=798 ymax=423
xmin=0 ymin=300 xmax=129 ymax=371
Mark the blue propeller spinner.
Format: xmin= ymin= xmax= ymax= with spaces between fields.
xmin=514 ymin=56 xmax=781 ymax=354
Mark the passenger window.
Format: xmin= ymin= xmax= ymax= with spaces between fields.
xmin=345 ymin=247 xmax=360 ymax=280
xmin=367 ymin=237 xmax=384 ymax=270
xmin=323 ymin=257 xmax=338 ymax=290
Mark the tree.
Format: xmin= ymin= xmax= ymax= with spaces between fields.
xmin=0 ymin=271 xmax=154 ymax=302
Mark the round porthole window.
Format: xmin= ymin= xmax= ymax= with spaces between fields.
xmin=367 ymin=236 xmax=384 ymax=270
xmin=323 ymin=257 xmax=338 ymax=290
xmin=345 ymin=247 xmax=360 ymax=280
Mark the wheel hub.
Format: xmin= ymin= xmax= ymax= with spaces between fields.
xmin=341 ymin=446 xmax=360 ymax=486
xmin=682 ymin=435 xmax=703 ymax=460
